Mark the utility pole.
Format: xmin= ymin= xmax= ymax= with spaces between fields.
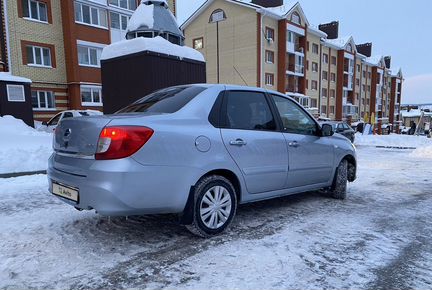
xmin=209 ymin=9 xmax=226 ymax=84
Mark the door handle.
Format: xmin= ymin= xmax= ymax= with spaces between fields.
xmin=229 ymin=139 xmax=247 ymax=146
xmin=288 ymin=141 xmax=300 ymax=148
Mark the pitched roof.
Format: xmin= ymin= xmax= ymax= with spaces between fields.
xmin=0 ymin=72 xmax=32 ymax=83
xmin=181 ymin=0 xmax=305 ymax=29
xmin=323 ymin=36 xmax=356 ymax=52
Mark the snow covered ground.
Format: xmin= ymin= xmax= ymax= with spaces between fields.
xmin=1 ymin=139 xmax=432 ymax=289
xmin=0 ymin=116 xmax=52 ymax=174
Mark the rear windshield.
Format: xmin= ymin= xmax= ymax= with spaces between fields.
xmin=116 ymin=86 xmax=206 ymax=114
xmin=79 ymin=112 xmax=90 ymax=116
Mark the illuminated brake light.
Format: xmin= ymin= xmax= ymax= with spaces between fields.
xmin=95 ymin=126 xmax=154 ymax=160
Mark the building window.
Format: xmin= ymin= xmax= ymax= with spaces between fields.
xmin=368 ymin=72 xmax=371 ymax=79
xmin=81 ymin=86 xmax=103 ymax=106
xmin=265 ymin=73 xmax=274 ymax=86
xmin=323 ymin=53 xmax=329 ymax=64
xmin=331 ymin=56 xmax=336 ymax=65
xmin=322 ymin=71 xmax=328 ymax=80
xmin=265 ymin=27 xmax=275 ymax=41
xmin=356 ymin=78 xmax=360 ymax=86
xmin=346 ymin=43 xmax=353 ymax=52
xmin=312 ymin=43 xmax=319 ymax=54
xmin=32 ymin=91 xmax=55 ymax=109
xmin=74 ymin=2 xmax=108 ymax=28
xmin=312 ymin=62 xmax=318 ymax=72
xmin=22 ymin=0 xmax=48 ymax=22
xmin=330 ymin=105 xmax=335 ymax=114
xmin=193 ymin=37 xmax=204 ymax=50
xmin=78 ymin=45 xmax=103 ymax=67
xmin=368 ymin=85 xmax=371 ymax=92
xmin=265 ymin=50 xmax=274 ymax=63
xmin=108 ymin=0 xmax=137 ymax=11
xmin=311 ymin=80 xmax=318 ymax=90
xmin=362 ymin=70 xmax=366 ymax=78
xmin=7 ymin=85 xmax=25 ymax=102
xmin=322 ymin=88 xmax=328 ymax=98
xmin=362 ymin=84 xmax=366 ymax=91
xmin=307 ymin=41 xmax=309 ymax=52
xmin=330 ymin=89 xmax=335 ymax=98
xmin=330 ymin=72 xmax=336 ymax=82
xmin=357 ymin=64 xmax=360 ymax=72
xmin=26 ymin=45 xmax=52 ymax=67
xmin=321 ymin=105 xmax=327 ymax=114
xmin=290 ymin=12 xmax=301 ymax=25
xmin=311 ymin=98 xmax=318 ymax=108
xmin=110 ymin=12 xmax=129 ymax=30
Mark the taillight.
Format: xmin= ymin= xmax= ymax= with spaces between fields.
xmin=95 ymin=126 xmax=154 ymax=160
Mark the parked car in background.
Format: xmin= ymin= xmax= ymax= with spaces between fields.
xmin=319 ymin=121 xmax=355 ymax=143
xmin=39 ymin=110 xmax=103 ymax=132
xmin=381 ymin=123 xmax=392 ymax=135
xmin=48 ymin=84 xmax=357 ymax=237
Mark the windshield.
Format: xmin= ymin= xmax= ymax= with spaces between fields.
xmin=116 ymin=86 xmax=206 ymax=114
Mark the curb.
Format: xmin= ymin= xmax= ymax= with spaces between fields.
xmin=0 ymin=170 xmax=47 ymax=179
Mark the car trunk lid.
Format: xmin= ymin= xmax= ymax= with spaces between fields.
xmin=54 ymin=116 xmax=112 ymax=156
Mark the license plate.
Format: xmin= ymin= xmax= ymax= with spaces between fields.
xmin=52 ymin=182 xmax=79 ymax=203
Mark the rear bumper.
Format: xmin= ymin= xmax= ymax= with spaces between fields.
xmin=47 ymin=154 xmax=203 ymax=216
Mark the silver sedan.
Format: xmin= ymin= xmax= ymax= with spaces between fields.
xmin=48 ymin=84 xmax=357 ymax=237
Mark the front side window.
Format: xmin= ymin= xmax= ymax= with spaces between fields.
xmin=81 ymin=86 xmax=103 ymax=106
xmin=7 ymin=85 xmax=25 ymax=102
xmin=75 ymin=2 xmax=108 ymax=28
xmin=26 ymin=45 xmax=52 ymax=67
xmin=78 ymin=45 xmax=102 ymax=67
xmin=22 ymin=0 xmax=48 ymax=22
xmin=32 ymin=91 xmax=55 ymax=109
xmin=225 ymin=91 xmax=276 ymax=131
xmin=272 ymin=95 xmax=317 ymax=135
xmin=117 ymin=86 xmax=206 ymax=114
xmin=47 ymin=113 xmax=61 ymax=126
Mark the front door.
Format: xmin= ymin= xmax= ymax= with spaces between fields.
xmin=270 ymin=94 xmax=334 ymax=188
xmin=220 ymin=90 xmax=288 ymax=194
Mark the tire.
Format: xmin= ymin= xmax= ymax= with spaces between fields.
xmin=186 ymin=175 xmax=237 ymax=238
xmin=328 ymin=159 xmax=348 ymax=200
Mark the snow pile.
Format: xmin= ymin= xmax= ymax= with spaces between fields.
xmin=126 ymin=1 xmax=154 ymax=32
xmin=410 ymin=146 xmax=432 ymax=159
xmin=101 ymin=36 xmax=205 ymax=62
xmin=0 ymin=115 xmax=52 ymax=174
xmin=354 ymin=133 xmax=432 ymax=148
xmin=0 ymin=72 xmax=31 ymax=83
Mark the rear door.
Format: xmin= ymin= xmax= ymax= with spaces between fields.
xmin=270 ymin=94 xmax=334 ymax=188
xmin=220 ymin=90 xmax=288 ymax=194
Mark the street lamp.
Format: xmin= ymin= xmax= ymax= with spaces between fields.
xmin=209 ymin=9 xmax=226 ymax=84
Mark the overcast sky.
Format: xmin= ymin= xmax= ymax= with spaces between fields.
xmin=177 ymin=0 xmax=432 ymax=104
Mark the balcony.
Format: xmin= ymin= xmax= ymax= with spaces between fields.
xmin=287 ymin=41 xmax=304 ymax=54
xmin=286 ymin=63 xmax=304 ymax=75
xmin=343 ymin=104 xmax=359 ymax=117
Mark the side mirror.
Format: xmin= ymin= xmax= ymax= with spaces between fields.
xmin=321 ymin=124 xmax=334 ymax=137
xmin=42 ymin=121 xmax=48 ymax=126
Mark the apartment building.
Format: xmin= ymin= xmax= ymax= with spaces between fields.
xmin=182 ymin=0 xmax=403 ymax=131
xmin=2 ymin=0 xmax=177 ymax=121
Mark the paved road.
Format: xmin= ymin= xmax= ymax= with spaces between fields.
xmin=0 ymin=147 xmax=431 ymax=289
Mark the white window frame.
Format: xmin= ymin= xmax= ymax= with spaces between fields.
xmin=27 ymin=45 xmax=52 ymax=68
xmin=32 ymin=91 xmax=56 ymax=110
xmin=265 ymin=73 xmax=274 ymax=86
xmin=81 ymin=85 xmax=103 ymax=106
xmin=311 ymin=80 xmax=318 ymax=91
xmin=265 ymin=50 xmax=274 ymax=64
xmin=312 ymin=62 xmax=318 ymax=72
xmin=109 ymin=11 xmax=129 ymax=31
xmin=23 ymin=0 xmax=48 ymax=23
xmin=77 ymin=44 xmax=103 ymax=68
xmin=108 ymin=0 xmax=137 ymax=11
xmin=75 ymin=2 xmax=108 ymax=29
xmin=7 ymin=85 xmax=26 ymax=102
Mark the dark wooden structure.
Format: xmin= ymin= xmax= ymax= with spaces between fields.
xmin=101 ymin=51 xmax=206 ymax=114
xmin=0 ymin=79 xmax=34 ymax=127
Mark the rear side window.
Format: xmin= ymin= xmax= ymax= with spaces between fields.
xmin=224 ymin=91 xmax=276 ymax=131
xmin=117 ymin=86 xmax=206 ymax=114
xmin=63 ymin=112 xmax=73 ymax=119
xmin=79 ymin=112 xmax=90 ymax=116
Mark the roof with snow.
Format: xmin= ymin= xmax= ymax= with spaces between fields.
xmin=323 ymin=36 xmax=357 ymax=52
xmin=365 ymin=55 xmax=384 ymax=66
xmin=0 ymin=72 xmax=32 ymax=83
xmin=127 ymin=0 xmax=183 ymax=40
xmin=101 ymin=36 xmax=205 ymax=62
xmin=181 ymin=0 xmax=307 ymax=29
